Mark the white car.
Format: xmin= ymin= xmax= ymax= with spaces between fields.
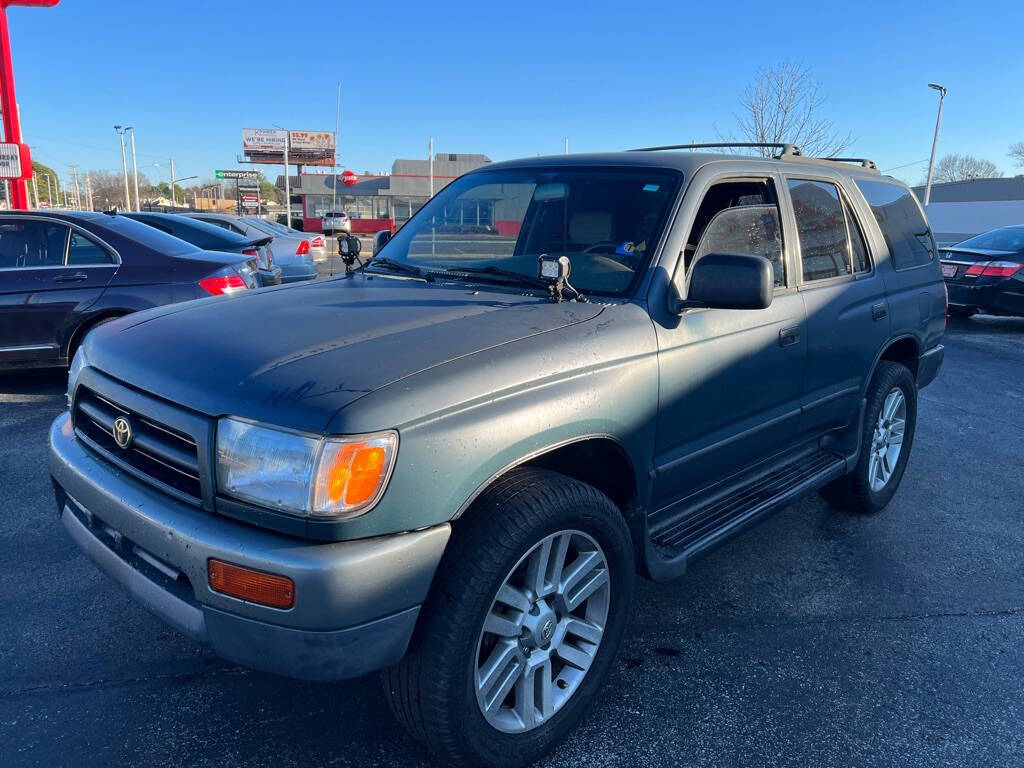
xmin=321 ymin=211 xmax=351 ymax=235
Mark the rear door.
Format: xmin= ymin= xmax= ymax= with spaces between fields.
xmin=0 ymin=218 xmax=118 ymax=364
xmin=780 ymin=175 xmax=890 ymax=435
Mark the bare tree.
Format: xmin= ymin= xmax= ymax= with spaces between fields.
xmin=723 ymin=61 xmax=852 ymax=158
xmin=931 ymin=153 xmax=1003 ymax=183
xmin=1009 ymin=142 xmax=1024 ymax=167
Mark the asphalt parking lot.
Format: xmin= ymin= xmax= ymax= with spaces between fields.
xmin=1 ymin=317 xmax=1022 ymax=768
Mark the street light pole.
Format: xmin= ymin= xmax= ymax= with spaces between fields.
xmin=283 ymin=130 xmax=291 ymax=229
xmin=127 ymin=127 xmax=140 ymax=210
xmin=114 ymin=125 xmax=131 ymax=210
xmin=923 ymin=83 xmax=947 ymax=206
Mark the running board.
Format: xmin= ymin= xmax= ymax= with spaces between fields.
xmin=643 ymin=446 xmax=847 ymax=581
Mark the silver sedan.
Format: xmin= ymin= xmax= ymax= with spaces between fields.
xmin=186 ymin=213 xmax=320 ymax=282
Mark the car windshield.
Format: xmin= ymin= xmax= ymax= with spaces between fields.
xmin=377 ymin=167 xmax=680 ymax=296
xmin=955 ymin=227 xmax=1024 ymax=252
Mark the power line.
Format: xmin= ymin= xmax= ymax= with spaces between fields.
xmin=883 ymin=158 xmax=929 ymax=173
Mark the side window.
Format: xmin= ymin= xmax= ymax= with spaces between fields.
xmin=67 ymin=231 xmax=115 ymax=265
xmin=787 ymin=179 xmax=851 ymax=281
xmin=843 ymin=196 xmax=870 ymax=273
xmin=685 ymin=179 xmax=785 ymax=287
xmin=0 ymin=220 xmax=68 ymax=269
xmin=855 ymin=179 xmax=935 ymax=270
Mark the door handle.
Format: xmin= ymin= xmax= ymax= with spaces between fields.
xmin=52 ymin=272 xmax=88 ymax=283
xmin=872 ymin=302 xmax=888 ymax=321
xmin=779 ymin=326 xmax=801 ymax=347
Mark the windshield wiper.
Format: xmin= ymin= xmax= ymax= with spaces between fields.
xmin=362 ymin=257 xmax=434 ymax=282
xmin=435 ymin=264 xmax=550 ymax=290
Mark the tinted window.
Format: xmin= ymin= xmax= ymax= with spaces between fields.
xmin=955 ymin=227 xmax=1024 ymax=252
xmin=67 ymin=231 xmax=115 ymax=265
xmin=788 ymin=180 xmax=851 ymax=281
xmin=0 ymin=220 xmax=68 ymax=268
xmin=129 ymin=214 xmax=249 ymax=251
xmin=95 ymin=215 xmax=197 ymax=256
xmin=856 ymin=180 xmax=934 ymax=270
xmin=843 ymin=196 xmax=870 ymax=273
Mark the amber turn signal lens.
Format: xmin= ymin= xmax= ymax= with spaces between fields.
xmin=208 ymin=559 xmax=295 ymax=609
xmin=312 ymin=432 xmax=397 ymax=517
xmin=324 ymin=442 xmax=386 ymax=506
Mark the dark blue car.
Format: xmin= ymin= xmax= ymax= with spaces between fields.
xmin=0 ymin=210 xmax=260 ymax=370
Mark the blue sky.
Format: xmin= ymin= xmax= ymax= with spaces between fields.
xmin=9 ymin=0 xmax=1023 ymax=188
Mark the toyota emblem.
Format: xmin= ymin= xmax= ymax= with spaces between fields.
xmin=112 ymin=416 xmax=133 ymax=449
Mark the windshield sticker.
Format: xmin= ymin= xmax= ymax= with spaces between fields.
xmin=643 ymin=184 xmax=660 ymax=192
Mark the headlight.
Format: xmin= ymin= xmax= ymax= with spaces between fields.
xmin=215 ymin=418 xmax=397 ymax=520
xmin=67 ymin=346 xmax=89 ymax=406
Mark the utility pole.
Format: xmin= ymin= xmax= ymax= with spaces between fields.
xmin=564 ymin=137 xmax=569 ymax=154
xmin=428 ymin=136 xmax=434 ymax=198
xmin=3 ymin=179 xmax=8 ymax=209
xmin=332 ymin=81 xmax=340 ymax=218
xmin=169 ymin=158 xmax=175 ymax=206
xmin=30 ymin=174 xmax=37 ymax=208
xmin=71 ymin=163 xmax=81 ymax=210
xmin=85 ymin=172 xmax=93 ymax=211
xmin=283 ymin=130 xmax=291 ymax=228
xmin=114 ymin=125 xmax=131 ymax=210
xmin=128 ymin=127 xmax=140 ymax=210
xmin=923 ymin=83 xmax=947 ymax=206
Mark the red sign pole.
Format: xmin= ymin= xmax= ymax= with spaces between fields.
xmin=0 ymin=1 xmax=60 ymax=209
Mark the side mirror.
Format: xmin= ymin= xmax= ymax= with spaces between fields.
xmin=669 ymin=252 xmax=773 ymax=314
xmin=373 ymin=229 xmax=392 ymax=256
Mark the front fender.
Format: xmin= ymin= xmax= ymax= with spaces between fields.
xmin=322 ymin=303 xmax=660 ymax=540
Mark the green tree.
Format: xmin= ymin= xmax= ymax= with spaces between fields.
xmin=258 ymin=171 xmax=279 ymax=203
xmin=30 ymin=160 xmax=61 ymax=206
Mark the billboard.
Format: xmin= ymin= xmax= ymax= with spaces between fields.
xmin=242 ymin=129 xmax=287 ymax=153
xmin=241 ymin=129 xmax=335 ymax=166
xmin=288 ymin=130 xmax=335 ymax=152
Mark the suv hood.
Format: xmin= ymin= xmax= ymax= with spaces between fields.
xmin=86 ymin=276 xmax=603 ymax=432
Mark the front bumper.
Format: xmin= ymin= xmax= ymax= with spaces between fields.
xmin=49 ymin=412 xmax=450 ymax=680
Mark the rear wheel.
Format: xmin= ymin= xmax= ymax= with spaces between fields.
xmin=819 ymin=361 xmax=917 ymax=514
xmin=383 ymin=468 xmax=634 ymax=767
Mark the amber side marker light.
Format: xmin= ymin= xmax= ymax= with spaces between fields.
xmin=208 ymin=559 xmax=295 ymax=609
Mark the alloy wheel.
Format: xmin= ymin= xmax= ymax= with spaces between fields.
xmin=474 ymin=529 xmax=610 ymax=734
xmin=869 ymin=387 xmax=907 ymax=492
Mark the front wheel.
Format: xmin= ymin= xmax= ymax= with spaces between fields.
xmin=819 ymin=361 xmax=918 ymax=514
xmin=383 ymin=468 xmax=634 ymax=767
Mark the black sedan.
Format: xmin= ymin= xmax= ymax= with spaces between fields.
xmin=940 ymin=226 xmax=1024 ymax=318
xmin=123 ymin=212 xmax=282 ymax=287
xmin=0 ymin=211 xmax=260 ymax=370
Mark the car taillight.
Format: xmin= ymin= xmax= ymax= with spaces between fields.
xmin=199 ymin=274 xmax=248 ymax=295
xmin=966 ymin=261 xmax=1023 ymax=277
xmin=297 ymin=240 xmax=310 ymax=255
xmin=311 ymin=236 xmax=324 ymax=248
xmin=242 ymin=247 xmax=259 ymax=257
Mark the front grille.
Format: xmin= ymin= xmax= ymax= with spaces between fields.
xmin=74 ymin=386 xmax=202 ymax=502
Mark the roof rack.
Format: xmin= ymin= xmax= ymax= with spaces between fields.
xmin=822 ymin=157 xmax=878 ymax=170
xmin=629 ymin=142 xmax=802 ymax=157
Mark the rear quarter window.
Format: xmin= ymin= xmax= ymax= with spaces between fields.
xmin=855 ymin=179 xmax=935 ymax=270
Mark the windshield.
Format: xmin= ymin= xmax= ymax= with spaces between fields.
xmin=378 ymin=167 xmax=680 ymax=296
xmin=955 ymin=227 xmax=1024 ymax=252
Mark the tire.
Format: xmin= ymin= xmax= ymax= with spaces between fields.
xmin=819 ymin=361 xmax=917 ymax=514
xmin=948 ymin=306 xmax=977 ymax=318
xmin=383 ymin=468 xmax=635 ymax=767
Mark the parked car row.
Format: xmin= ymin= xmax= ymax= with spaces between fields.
xmin=0 ymin=210 xmax=320 ymax=370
